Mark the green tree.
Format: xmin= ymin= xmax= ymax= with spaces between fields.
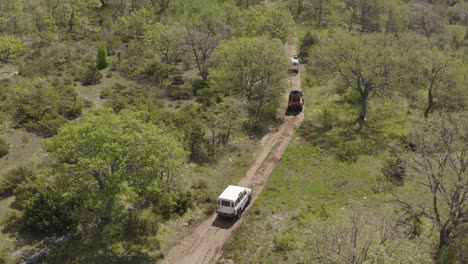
xmin=210 ymin=37 xmax=288 ymax=130
xmin=43 ymin=109 xmax=187 ymax=228
xmin=417 ymin=48 xmax=467 ymax=118
xmin=0 ymin=36 xmax=27 ymax=63
xmin=145 ymin=23 xmax=185 ymax=64
xmin=395 ymin=113 xmax=468 ymax=261
xmin=205 ymin=96 xmax=247 ymax=147
xmin=96 ymin=43 xmax=109 ymax=70
xmin=311 ymin=31 xmax=404 ymax=123
xmin=409 ymin=3 xmax=447 ymax=37
xmin=358 ymin=0 xmax=383 ymax=32
xmin=243 ymin=2 xmax=295 ymax=41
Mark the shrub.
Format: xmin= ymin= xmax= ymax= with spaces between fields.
xmin=335 ymin=142 xmax=358 ymax=163
xmin=0 ymin=137 xmax=9 ymax=158
xmin=142 ymin=61 xmax=170 ymax=84
xmin=171 ymin=75 xmax=184 ymax=85
xmin=274 ymin=229 xmax=297 ymax=253
xmin=32 ymin=113 xmax=68 ymax=137
xmin=1 ymin=210 xmax=24 ymax=232
xmin=317 ymin=108 xmax=339 ymax=130
xmin=191 ymin=79 xmax=208 ymax=95
xmin=381 ymin=156 xmax=405 ymax=186
xmin=81 ymin=64 xmax=102 ymax=86
xmin=96 ymin=43 xmax=109 ymax=70
xmin=22 ymin=189 xmax=80 ymax=234
xmin=0 ymin=167 xmax=36 ymax=197
xmin=299 ymin=30 xmax=320 ymax=62
xmin=191 ymin=179 xmax=214 ymax=205
xmin=169 ymin=83 xmax=193 ymax=100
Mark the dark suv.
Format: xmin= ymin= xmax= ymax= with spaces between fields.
xmin=287 ymin=90 xmax=304 ymax=112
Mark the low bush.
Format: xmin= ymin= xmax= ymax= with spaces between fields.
xmin=169 ymin=83 xmax=193 ymax=100
xmin=274 ymin=229 xmax=297 ymax=253
xmin=10 ymin=82 xmax=82 ymax=137
xmin=81 ymin=64 xmax=102 ymax=86
xmin=381 ymin=156 xmax=405 ymax=186
xmin=335 ymin=142 xmax=358 ymax=163
xmin=0 ymin=137 xmax=9 ymax=158
xmin=0 ymin=167 xmax=36 ymax=197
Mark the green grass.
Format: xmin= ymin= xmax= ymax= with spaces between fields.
xmin=222 ymin=75 xmax=433 ymax=262
xmin=157 ymin=138 xmax=259 ymax=254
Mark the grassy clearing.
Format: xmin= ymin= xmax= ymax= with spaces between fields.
xmin=222 ymin=74 xmax=435 ymax=262
xmin=74 ymin=69 xmax=141 ymax=109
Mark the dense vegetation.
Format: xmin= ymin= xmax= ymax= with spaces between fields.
xmin=0 ymin=0 xmax=467 ymax=263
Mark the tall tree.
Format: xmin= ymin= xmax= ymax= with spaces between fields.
xmin=145 ymin=23 xmax=185 ymax=64
xmin=394 ymin=113 xmax=468 ymax=261
xmin=210 ymin=37 xmax=288 ymax=129
xmin=418 ymin=49 xmax=466 ymax=118
xmin=311 ymin=32 xmax=403 ymax=123
xmin=43 ymin=109 xmax=187 ymax=226
xmin=409 ymin=3 xmax=447 ymax=37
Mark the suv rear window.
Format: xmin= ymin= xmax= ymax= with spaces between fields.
xmin=221 ymin=200 xmax=231 ymax=207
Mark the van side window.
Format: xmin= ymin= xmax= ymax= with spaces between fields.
xmin=235 ymin=198 xmax=240 ymax=206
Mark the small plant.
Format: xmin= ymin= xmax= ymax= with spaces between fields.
xmin=81 ymin=64 xmax=102 ymax=86
xmin=274 ymin=229 xmax=297 ymax=253
xmin=335 ymin=142 xmax=358 ymax=163
xmin=381 ymin=156 xmax=406 ymax=186
xmin=0 ymin=136 xmax=9 ymax=158
xmin=191 ymin=79 xmax=208 ymax=95
xmin=0 ymin=167 xmax=36 ymax=197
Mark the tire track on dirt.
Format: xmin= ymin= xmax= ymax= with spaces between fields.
xmin=159 ymin=44 xmax=303 ymax=264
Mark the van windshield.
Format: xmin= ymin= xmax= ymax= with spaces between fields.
xmin=220 ymin=200 xmax=231 ymax=207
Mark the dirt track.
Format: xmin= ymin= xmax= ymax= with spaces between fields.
xmin=160 ymin=44 xmax=304 ymax=264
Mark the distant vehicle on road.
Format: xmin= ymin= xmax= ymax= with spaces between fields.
xmin=290 ymin=55 xmax=300 ymax=74
xmin=288 ymin=90 xmax=304 ymax=112
xmin=216 ymin=185 xmax=252 ymax=219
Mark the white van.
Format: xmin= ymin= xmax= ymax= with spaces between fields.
xmin=290 ymin=55 xmax=300 ymax=73
xmin=216 ymin=185 xmax=252 ymax=218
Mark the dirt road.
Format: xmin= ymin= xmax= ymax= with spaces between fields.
xmin=160 ymin=44 xmax=304 ymax=264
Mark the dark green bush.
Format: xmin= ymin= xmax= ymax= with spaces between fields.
xmin=142 ymin=61 xmax=170 ymax=84
xmin=299 ymin=30 xmax=320 ymax=62
xmin=81 ymin=64 xmax=102 ymax=86
xmin=191 ymin=79 xmax=208 ymax=95
xmin=10 ymin=81 xmax=82 ymax=137
xmin=169 ymin=84 xmax=193 ymax=100
xmin=0 ymin=167 xmax=36 ymax=197
xmin=22 ymin=188 xmax=80 ymax=234
xmin=1 ymin=210 xmax=24 ymax=233
xmin=171 ymin=75 xmax=184 ymax=85
xmin=335 ymin=142 xmax=358 ymax=163
xmin=274 ymin=229 xmax=297 ymax=253
xmin=96 ymin=43 xmax=109 ymax=70
xmin=382 ymin=156 xmax=406 ymax=186
xmin=0 ymin=137 xmax=9 ymax=158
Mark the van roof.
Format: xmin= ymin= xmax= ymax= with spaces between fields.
xmin=218 ymin=185 xmax=246 ymax=201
